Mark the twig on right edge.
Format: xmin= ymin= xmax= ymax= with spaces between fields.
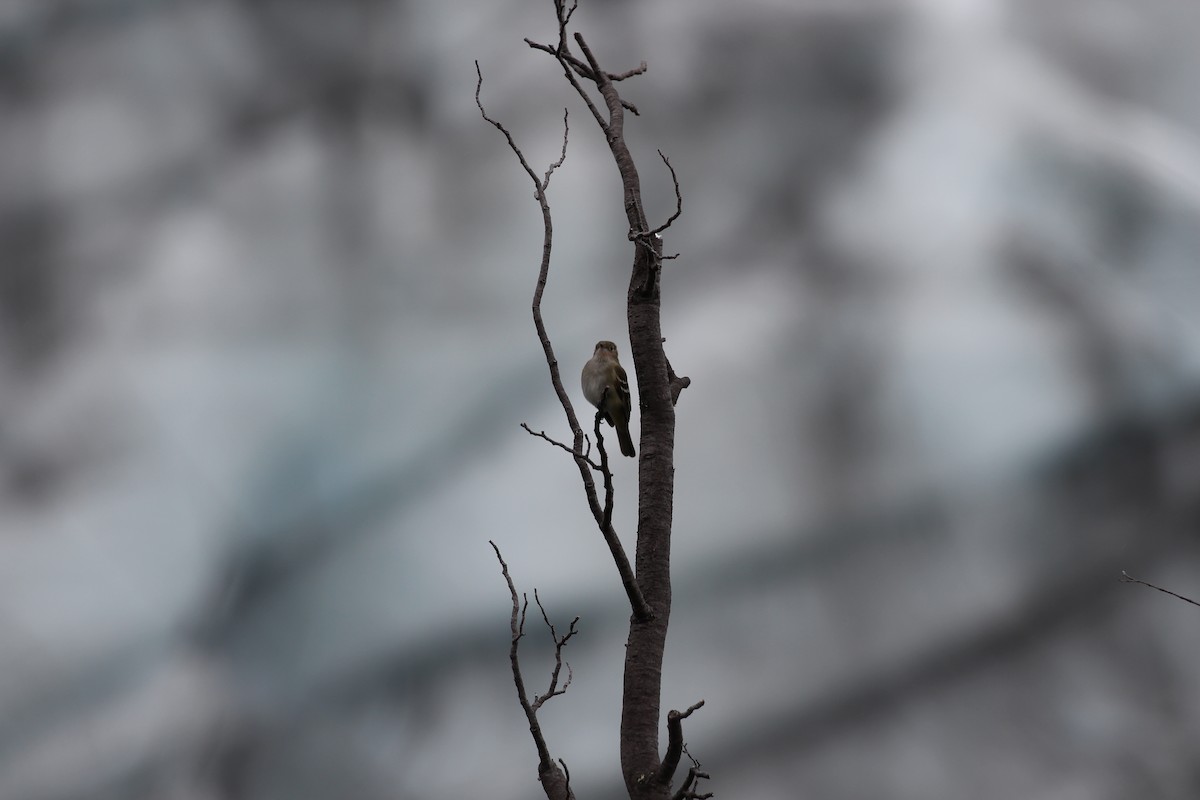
xmin=1120 ymin=571 xmax=1200 ymax=608
xmin=670 ymin=743 xmax=713 ymax=800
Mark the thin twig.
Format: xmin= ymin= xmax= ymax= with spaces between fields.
xmin=490 ymin=542 xmax=577 ymax=800
xmin=489 ymin=542 xmax=554 ymax=770
xmin=594 ymin=407 xmax=615 ymax=530
xmin=646 ymin=149 xmax=683 ymax=237
xmin=521 ymin=423 xmax=602 ymax=470
xmin=526 ymin=38 xmax=646 ymax=83
xmin=475 ymin=61 xmax=543 ymax=194
xmin=624 ymin=149 xmax=684 ymax=299
xmin=543 ymin=108 xmax=570 ymax=191
xmin=557 ymin=0 xmax=578 ymax=32
xmin=1120 ymin=571 xmax=1200 ymax=608
xmin=671 ymin=744 xmax=713 ymax=800
xmin=530 ymin=588 xmax=580 ymax=711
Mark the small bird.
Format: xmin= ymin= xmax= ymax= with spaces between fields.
xmin=581 ymin=340 xmax=636 ymax=457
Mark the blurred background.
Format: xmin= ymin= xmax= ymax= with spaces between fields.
xmin=2 ymin=0 xmax=1199 ymax=798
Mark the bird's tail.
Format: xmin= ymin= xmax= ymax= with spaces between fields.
xmin=616 ymin=423 xmax=636 ymax=458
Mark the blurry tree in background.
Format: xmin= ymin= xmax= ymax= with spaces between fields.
xmin=1 ymin=1 xmax=1200 ymax=800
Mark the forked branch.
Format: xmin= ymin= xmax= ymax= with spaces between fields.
xmin=490 ymin=541 xmax=576 ymax=800
xmin=670 ymin=744 xmax=713 ymax=800
xmin=530 ymin=588 xmax=580 ymax=712
xmin=524 ymin=4 xmax=698 ymax=797
xmin=593 ymin=409 xmax=616 ymax=530
xmin=658 ymin=700 xmax=706 ymax=787
xmin=484 ymin=3 xmax=701 ymax=797
xmin=521 ymin=423 xmax=600 ymax=471
xmin=475 ymin=63 xmax=651 ymax=622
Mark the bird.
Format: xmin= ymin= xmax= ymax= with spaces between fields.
xmin=581 ymin=340 xmax=636 ymax=457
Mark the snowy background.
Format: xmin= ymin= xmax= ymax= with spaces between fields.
xmin=2 ymin=1 xmax=1200 ymax=799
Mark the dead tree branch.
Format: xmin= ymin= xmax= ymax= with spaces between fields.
xmin=489 ymin=542 xmax=576 ymax=800
xmin=536 ymin=4 xmax=697 ymax=796
xmin=670 ymin=745 xmax=713 ymax=800
xmin=475 ymin=62 xmax=651 ymax=623
xmin=641 ymin=150 xmax=683 ymax=240
xmin=530 ymin=588 xmax=580 ymax=712
xmin=593 ymin=409 xmax=616 ymax=530
xmin=528 ymin=4 xmax=696 ymax=796
xmin=1120 ymin=570 xmax=1200 ymax=608
xmin=485 ymin=1 xmax=699 ymax=796
xmin=521 ymin=423 xmax=600 ymax=470
xmin=658 ymin=700 xmax=706 ymax=788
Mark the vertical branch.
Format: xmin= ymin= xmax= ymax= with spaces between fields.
xmin=475 ymin=62 xmax=651 ymax=622
xmin=515 ymin=3 xmax=694 ymax=797
xmin=594 ymin=410 xmax=615 ymax=529
xmin=573 ymin=30 xmax=683 ymax=797
xmin=489 ymin=542 xmax=575 ymax=800
xmin=658 ymin=701 xmax=705 ymax=786
xmin=530 ymin=12 xmax=691 ymax=797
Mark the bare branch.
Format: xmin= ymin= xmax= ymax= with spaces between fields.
xmin=646 ymin=149 xmax=683 ymax=237
xmin=593 ymin=408 xmax=616 ymax=530
xmin=673 ymin=781 xmax=714 ymax=800
xmin=477 ymin=54 xmax=651 ymax=623
xmin=525 ymin=31 xmax=644 ymax=116
xmin=559 ymin=758 xmax=572 ymax=800
xmin=489 ymin=542 xmax=553 ymax=768
xmin=557 ymin=0 xmax=578 ymax=32
xmin=475 ymin=61 xmax=545 ymax=192
xmin=659 ymin=700 xmax=706 ymax=786
xmin=526 ymin=38 xmax=646 ymax=83
xmin=585 ymin=408 xmax=642 ymax=614
xmin=528 ymin=14 xmax=692 ymax=793
xmin=611 ymin=61 xmax=649 ymax=80
xmin=543 ymin=108 xmax=570 ymax=191
xmin=546 ymin=34 xmax=609 ymax=131
xmin=489 ymin=542 xmax=577 ymax=800
xmin=1120 ymin=570 xmax=1200 ymax=608
xmin=530 ymin=588 xmax=580 ymax=712
xmin=624 ymin=149 xmax=684 ymax=304
xmin=521 ymin=423 xmax=602 ymax=471
xmin=487 ymin=7 xmax=692 ymax=795
xmin=671 ymin=744 xmax=713 ymax=800
xmin=574 ymin=32 xmax=627 ymax=141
